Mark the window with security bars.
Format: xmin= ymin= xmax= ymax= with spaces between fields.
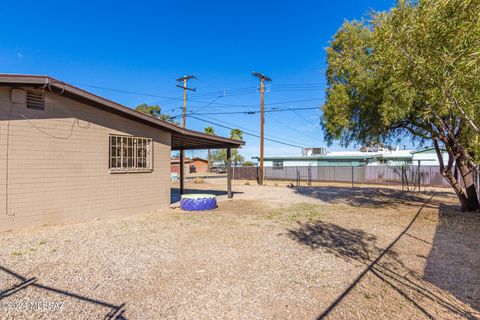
xmin=109 ymin=135 xmax=153 ymax=172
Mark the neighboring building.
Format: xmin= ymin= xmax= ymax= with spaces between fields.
xmin=0 ymin=74 xmax=242 ymax=231
xmin=171 ymin=157 xmax=208 ymax=174
xmin=411 ymin=147 xmax=448 ymax=166
xmin=171 ymin=158 xmax=193 ymax=175
xmin=260 ymin=147 xmax=448 ymax=168
xmin=191 ymin=157 xmax=209 ymax=173
xmin=263 ymin=154 xmax=374 ymax=168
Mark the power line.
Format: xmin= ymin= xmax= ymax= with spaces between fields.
xmin=196 ymin=114 xmax=306 ymax=146
xmin=288 ymin=107 xmax=319 ymax=126
xmin=274 ymin=82 xmax=327 ymax=87
xmin=70 ymin=82 xmax=183 ymax=101
xmin=71 ymin=80 xmax=325 ymax=109
xmin=72 ymin=81 xmax=327 ymax=101
xmin=149 ymin=88 xmax=262 ymax=107
xmin=189 ymin=86 xmax=258 ymax=98
xmin=269 ymin=88 xmax=326 ymax=92
xmin=188 ymin=95 xmax=224 ymax=116
xmin=70 ymin=82 xmax=256 ymax=107
xmin=266 ymin=114 xmax=320 ymax=143
xmin=178 ymin=83 xmax=327 ymax=99
xmin=174 ymin=97 xmax=324 ymax=109
xmin=172 ymin=106 xmax=319 ymax=118
xmin=189 ymin=115 xmax=304 ymax=149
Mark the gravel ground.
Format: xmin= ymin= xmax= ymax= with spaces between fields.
xmin=1 ymin=182 xmax=479 ymax=319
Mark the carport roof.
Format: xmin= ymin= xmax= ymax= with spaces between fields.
xmin=0 ymin=74 xmax=244 ymax=150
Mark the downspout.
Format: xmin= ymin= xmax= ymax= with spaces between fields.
xmin=4 ymin=91 xmax=13 ymax=216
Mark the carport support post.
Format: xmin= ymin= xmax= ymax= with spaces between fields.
xmin=180 ymin=150 xmax=185 ymax=195
xmin=227 ymin=148 xmax=232 ymax=198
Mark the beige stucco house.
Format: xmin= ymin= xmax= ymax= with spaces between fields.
xmin=0 ymin=74 xmax=243 ymax=231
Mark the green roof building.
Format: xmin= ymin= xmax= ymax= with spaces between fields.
xmin=256 ymin=147 xmax=447 ymax=168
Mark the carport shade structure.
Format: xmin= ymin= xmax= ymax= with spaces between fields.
xmin=0 ymin=74 xmax=245 ymax=198
xmin=171 ymin=130 xmax=244 ymax=197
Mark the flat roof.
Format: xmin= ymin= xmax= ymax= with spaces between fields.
xmin=378 ymin=154 xmax=412 ymax=159
xmin=0 ymin=74 xmax=244 ymax=150
xmin=410 ymin=147 xmax=446 ymax=154
xmin=259 ymin=151 xmax=414 ymax=161
xmin=171 ymin=157 xmax=207 ymax=163
xmin=258 ymin=155 xmax=375 ymax=161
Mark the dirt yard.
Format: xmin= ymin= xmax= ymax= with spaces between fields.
xmin=1 ymin=181 xmax=479 ymax=319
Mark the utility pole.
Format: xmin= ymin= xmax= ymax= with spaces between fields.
xmin=176 ymin=75 xmax=196 ymax=195
xmin=176 ymin=75 xmax=197 ymax=128
xmin=252 ymin=71 xmax=271 ymax=186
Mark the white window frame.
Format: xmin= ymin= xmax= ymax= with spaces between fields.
xmin=109 ymin=135 xmax=153 ymax=173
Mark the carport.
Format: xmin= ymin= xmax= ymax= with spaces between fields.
xmin=170 ymin=128 xmax=244 ymax=198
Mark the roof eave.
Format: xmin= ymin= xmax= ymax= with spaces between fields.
xmin=0 ymin=74 xmax=244 ymax=150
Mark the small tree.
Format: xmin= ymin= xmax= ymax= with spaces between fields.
xmin=230 ymin=128 xmax=244 ymax=166
xmin=230 ymin=128 xmax=244 ymax=141
xmin=135 ymin=103 xmax=179 ymax=125
xmin=322 ymin=0 xmax=480 ymax=211
xmin=210 ymin=128 xmax=245 ymax=166
xmin=211 ymin=149 xmax=244 ymax=167
xmin=204 ymin=126 xmax=216 ymax=173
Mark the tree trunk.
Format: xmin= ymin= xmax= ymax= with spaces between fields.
xmin=440 ymin=166 xmax=472 ymax=211
xmin=433 ymin=137 xmax=479 ymax=212
xmin=455 ymin=156 xmax=480 ymax=211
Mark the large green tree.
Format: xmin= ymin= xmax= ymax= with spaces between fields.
xmin=135 ymin=103 xmax=179 ymax=125
xmin=322 ymin=0 xmax=480 ymax=211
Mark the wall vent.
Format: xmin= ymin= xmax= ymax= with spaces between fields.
xmin=26 ymin=90 xmax=45 ymax=110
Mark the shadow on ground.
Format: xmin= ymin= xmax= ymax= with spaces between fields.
xmin=0 ymin=265 xmax=126 ymax=319
xmin=171 ymin=187 xmax=243 ymax=204
xmin=424 ymin=204 xmax=480 ymax=311
xmin=292 ymin=186 xmax=452 ymax=208
xmin=288 ymin=205 xmax=480 ymax=319
xmin=288 ymin=220 xmax=379 ymax=262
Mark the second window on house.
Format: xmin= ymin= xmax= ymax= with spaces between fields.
xmin=272 ymin=160 xmax=284 ymax=169
xmin=109 ymin=135 xmax=152 ymax=172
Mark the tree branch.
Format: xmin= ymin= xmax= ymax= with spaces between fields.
xmin=433 ymin=114 xmax=476 ymax=167
xmin=452 ymin=97 xmax=480 ymax=134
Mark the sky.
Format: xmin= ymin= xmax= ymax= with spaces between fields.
xmin=0 ymin=0 xmax=398 ymax=161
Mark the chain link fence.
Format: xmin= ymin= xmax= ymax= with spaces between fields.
xmin=233 ymin=165 xmax=453 ymax=190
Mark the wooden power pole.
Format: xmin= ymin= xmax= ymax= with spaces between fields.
xmin=176 ymin=75 xmax=197 ymax=128
xmin=176 ymin=75 xmax=196 ymax=195
xmin=252 ymin=71 xmax=271 ymax=185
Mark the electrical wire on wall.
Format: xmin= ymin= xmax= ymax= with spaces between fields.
xmin=20 ymin=115 xmax=90 ymax=140
xmin=4 ymin=81 xmax=89 ymax=216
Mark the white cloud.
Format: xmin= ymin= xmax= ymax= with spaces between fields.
xmin=16 ymin=52 xmax=23 ymax=59
xmin=297 ymin=123 xmax=320 ymax=133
